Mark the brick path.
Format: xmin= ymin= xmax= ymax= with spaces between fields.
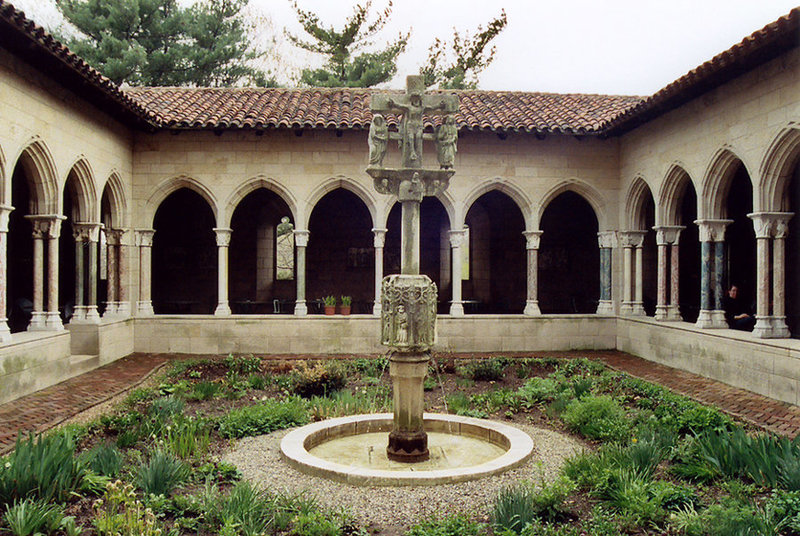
xmin=2 ymin=350 xmax=800 ymax=455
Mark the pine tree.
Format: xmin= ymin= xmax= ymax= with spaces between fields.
xmin=421 ymin=10 xmax=507 ymax=89
xmin=286 ymin=1 xmax=409 ymax=88
xmin=56 ymin=0 xmax=274 ymax=87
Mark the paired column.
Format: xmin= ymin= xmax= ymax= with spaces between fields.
xmin=294 ymin=229 xmax=309 ymax=316
xmin=104 ymin=229 xmax=122 ymax=317
xmin=372 ymin=228 xmax=387 ymax=316
xmin=25 ymin=215 xmax=65 ymax=330
xmin=653 ymin=226 xmax=684 ymax=321
xmin=71 ymin=223 xmax=102 ymax=323
xmin=748 ymin=212 xmax=794 ymax=338
xmin=596 ymin=231 xmax=616 ymax=315
xmin=0 ymin=205 xmax=13 ymax=342
xmin=135 ymin=229 xmax=155 ymax=316
xmin=522 ymin=230 xmax=543 ymax=316
xmin=448 ymin=228 xmax=467 ymax=316
xmin=694 ymin=219 xmax=731 ymax=329
xmin=213 ymin=228 xmax=232 ymax=316
xmin=618 ymin=231 xmax=646 ymax=316
xmin=115 ymin=230 xmax=131 ymax=317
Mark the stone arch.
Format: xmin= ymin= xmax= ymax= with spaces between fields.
xmin=700 ymin=146 xmax=752 ymax=219
xmin=461 ymin=179 xmax=531 ymax=230
xmin=63 ymin=157 xmax=98 ymax=222
xmin=535 ymin=179 xmax=606 ymax=230
xmin=223 ymin=176 xmax=298 ymax=228
xmin=304 ymin=176 xmax=377 ymax=230
xmin=759 ymin=123 xmax=800 ymax=212
xmin=624 ymin=175 xmax=655 ymax=230
xmin=101 ymin=171 xmax=128 ymax=228
xmin=145 ymin=175 xmax=219 ymax=228
xmin=657 ymin=163 xmax=696 ymax=226
xmin=380 ymin=190 xmax=456 ymax=229
xmin=13 ymin=137 xmax=58 ymax=214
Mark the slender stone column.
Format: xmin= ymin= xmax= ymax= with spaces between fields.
xmin=694 ymin=219 xmax=731 ymax=328
xmin=116 ymin=230 xmax=131 ymax=317
xmin=213 ymin=228 xmax=232 ymax=316
xmin=26 ymin=218 xmax=47 ymax=329
xmin=653 ymin=226 xmax=683 ymax=321
xmin=293 ymin=230 xmax=309 ymax=316
xmin=618 ymin=231 xmax=645 ymax=315
xmin=135 ymin=229 xmax=155 ymax=316
xmin=750 ymin=213 xmax=774 ymax=337
xmin=72 ymin=227 xmax=87 ymax=322
xmin=522 ymin=230 xmax=543 ymax=315
xmin=401 ymin=199 xmax=421 ymax=275
xmin=447 ymin=229 xmax=466 ymax=316
xmin=772 ymin=214 xmax=793 ymax=338
xmin=104 ymin=230 xmax=122 ymax=317
xmin=372 ymin=228 xmax=387 ymax=316
xmin=633 ymin=240 xmax=645 ymax=316
xmin=0 ymin=205 xmax=13 ymax=342
xmin=45 ymin=217 xmax=65 ymax=330
xmin=621 ymin=241 xmax=633 ymax=315
xmin=596 ymin=231 xmax=615 ymax=314
xmin=668 ymin=238 xmax=682 ymax=321
xmin=84 ymin=224 xmax=102 ymax=323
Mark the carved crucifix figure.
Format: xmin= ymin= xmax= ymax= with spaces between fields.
xmin=371 ymin=75 xmax=458 ymax=169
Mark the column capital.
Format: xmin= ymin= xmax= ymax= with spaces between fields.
xmin=618 ymin=230 xmax=647 ymax=248
xmin=72 ymin=222 xmax=103 ymax=242
xmin=522 ymin=230 xmax=543 ymax=249
xmin=213 ymin=227 xmax=233 ymax=247
xmin=653 ymin=225 xmax=685 ymax=246
xmin=293 ymin=229 xmax=310 ymax=247
xmin=135 ymin=228 xmax=155 ymax=247
xmin=747 ymin=212 xmax=794 ymax=239
xmin=0 ymin=205 xmax=13 ymax=232
xmin=105 ymin=228 xmax=127 ymax=246
xmin=694 ymin=219 xmax=732 ymax=242
xmin=597 ymin=230 xmax=617 ymax=249
xmin=449 ymin=228 xmax=468 ymax=248
xmin=372 ymin=227 xmax=388 ymax=248
xmin=25 ymin=214 xmax=66 ymax=239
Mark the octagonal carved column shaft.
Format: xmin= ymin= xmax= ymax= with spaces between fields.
xmin=135 ymin=229 xmax=155 ymax=316
xmin=449 ymin=229 xmax=467 ymax=316
xmin=401 ymin=200 xmax=420 ymax=275
xmin=214 ymin=228 xmax=232 ymax=316
xmin=523 ymin=230 xmax=543 ymax=316
xmin=294 ymin=230 xmax=309 ymax=316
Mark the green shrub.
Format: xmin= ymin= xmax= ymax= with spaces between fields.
xmin=216 ymin=481 xmax=276 ymax=536
xmin=224 ymin=355 xmax=263 ymax=375
xmin=94 ymin=480 xmax=164 ymax=536
xmin=81 ymin=443 xmax=123 ymax=477
xmin=187 ymin=381 xmax=220 ymax=401
xmin=352 ymin=357 xmax=388 ymax=378
xmin=601 ymin=469 xmax=665 ymax=526
xmin=218 ymin=396 xmax=309 ymax=438
xmin=134 ymin=450 xmax=189 ymax=496
xmin=0 ymin=432 xmax=88 ymax=506
xmin=165 ymin=417 xmax=212 ymax=460
xmin=767 ymin=489 xmax=800 ymax=532
xmin=247 ymin=374 xmax=267 ymax=390
xmin=493 ymin=477 xmax=575 ymax=534
xmin=562 ymin=395 xmax=631 ymax=442
xmin=406 ymin=513 xmax=486 ymax=536
xmin=517 ymin=377 xmax=563 ymax=406
xmin=291 ymin=361 xmax=348 ymax=397
xmin=458 ymin=357 xmax=510 ymax=382
xmin=3 ymin=498 xmax=64 ymax=536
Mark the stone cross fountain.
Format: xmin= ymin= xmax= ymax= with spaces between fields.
xmin=367 ymin=75 xmax=458 ymax=462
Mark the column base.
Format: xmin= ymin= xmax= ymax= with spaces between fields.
xmin=372 ymin=301 xmax=381 ymax=317
xmin=596 ymin=300 xmax=614 ymax=315
xmin=28 ymin=312 xmax=47 ymax=331
xmin=772 ymin=317 xmax=791 ymax=338
xmin=666 ymin=306 xmax=683 ymax=321
xmin=753 ymin=316 xmax=774 ymax=338
xmin=137 ymin=301 xmax=154 ymax=316
xmin=631 ymin=303 xmax=646 ymax=316
xmin=294 ymin=300 xmax=307 ymax=316
xmin=72 ymin=305 xmax=87 ymax=322
xmin=449 ymin=302 xmax=464 ymax=317
xmin=45 ymin=312 xmax=64 ymax=330
xmin=85 ymin=306 xmax=101 ymax=323
xmin=387 ymin=430 xmax=429 ymax=463
xmin=695 ymin=310 xmax=714 ymax=329
xmin=711 ymin=310 xmax=728 ymax=329
xmin=116 ymin=301 xmax=131 ymax=318
xmin=103 ymin=301 xmax=119 ymax=318
xmin=214 ymin=302 xmax=231 ymax=316
xmin=523 ymin=300 xmax=541 ymax=316
xmin=654 ymin=305 xmax=669 ymax=321
xmin=620 ymin=303 xmax=633 ymax=316
xmin=0 ymin=321 xmax=11 ymax=343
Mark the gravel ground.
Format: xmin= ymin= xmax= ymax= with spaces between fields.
xmin=223 ymin=423 xmax=584 ymax=531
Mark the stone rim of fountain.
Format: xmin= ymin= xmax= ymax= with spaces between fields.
xmin=280 ymin=412 xmax=535 ymax=486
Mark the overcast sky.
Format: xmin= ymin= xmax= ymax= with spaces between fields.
xmin=9 ymin=0 xmax=799 ymax=95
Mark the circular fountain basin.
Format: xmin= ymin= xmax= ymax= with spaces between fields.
xmin=280 ymin=412 xmax=534 ymax=486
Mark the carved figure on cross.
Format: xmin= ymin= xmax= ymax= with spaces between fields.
xmin=370 ymin=75 xmax=458 ymax=169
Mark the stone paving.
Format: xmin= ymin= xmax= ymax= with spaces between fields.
xmin=1 ymin=350 xmax=800 ymax=455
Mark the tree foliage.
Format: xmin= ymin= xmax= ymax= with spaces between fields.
xmin=286 ymin=0 xmax=409 ymax=88
xmin=56 ymin=0 xmax=274 ymax=87
xmin=421 ymin=10 xmax=507 ymax=89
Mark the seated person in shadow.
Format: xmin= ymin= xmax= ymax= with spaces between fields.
xmin=724 ymin=284 xmax=756 ymax=331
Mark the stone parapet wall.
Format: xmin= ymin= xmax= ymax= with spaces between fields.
xmin=0 ymin=331 xmax=71 ymax=405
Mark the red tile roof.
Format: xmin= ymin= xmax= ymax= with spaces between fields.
xmin=124 ymin=87 xmax=642 ymax=134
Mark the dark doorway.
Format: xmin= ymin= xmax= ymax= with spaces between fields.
xmin=725 ymin=164 xmax=756 ymax=309
xmin=787 ymin=163 xmax=800 ymax=338
xmin=641 ymin=194 xmax=657 ymax=316
xmin=678 ymin=183 xmax=701 ymax=322
xmin=8 ymin=164 xmax=33 ymax=333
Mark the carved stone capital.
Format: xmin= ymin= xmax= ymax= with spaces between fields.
xmin=73 ymin=222 xmax=103 ymax=242
xmin=597 ymin=230 xmax=617 ymax=249
xmin=372 ymin=228 xmax=387 ymax=248
xmin=293 ymin=229 xmax=310 ymax=248
xmin=694 ymin=219 xmax=732 ymax=242
xmin=449 ymin=228 xmax=468 ymax=248
xmin=618 ymin=230 xmax=647 ymax=248
xmin=522 ymin=230 xmax=543 ymax=249
xmin=653 ymin=225 xmax=685 ymax=246
xmin=748 ymin=212 xmax=794 ymax=239
xmin=25 ymin=214 xmax=66 ymax=239
xmin=105 ymin=228 xmax=126 ymax=246
xmin=213 ymin=227 xmax=233 ymax=247
xmin=135 ymin=229 xmax=155 ymax=247
xmin=0 ymin=205 xmax=13 ymax=232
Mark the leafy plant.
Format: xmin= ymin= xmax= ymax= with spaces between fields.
xmin=562 ymin=395 xmax=631 ymax=442
xmin=406 ymin=513 xmax=486 ymax=536
xmin=351 ymin=357 xmax=388 ymax=378
xmin=216 ymin=481 xmax=276 ymax=536
xmin=340 ymin=295 xmax=352 ymax=306
xmin=81 ymin=443 xmax=123 ymax=477
xmin=165 ymin=417 xmax=212 ymax=460
xmin=94 ymin=480 xmax=164 ymax=536
xmin=308 ymin=386 xmax=391 ymax=420
xmin=322 ymin=296 xmax=337 ymax=307
xmin=291 ymin=360 xmax=348 ymax=398
xmin=248 ymin=374 xmax=267 ymax=390
xmin=224 ymin=355 xmax=262 ymax=375
xmin=3 ymin=498 xmax=64 ymax=536
xmin=493 ymin=476 xmax=575 ymax=534
xmin=134 ymin=450 xmax=189 ymax=497
xmin=458 ymin=357 xmax=510 ymax=381
xmin=218 ymin=396 xmax=309 ymax=438
xmin=187 ymin=381 xmax=220 ymax=401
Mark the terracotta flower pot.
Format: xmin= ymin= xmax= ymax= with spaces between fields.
xmin=339 ymin=305 xmax=351 ymax=316
xmin=324 ymin=305 xmax=336 ymax=315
